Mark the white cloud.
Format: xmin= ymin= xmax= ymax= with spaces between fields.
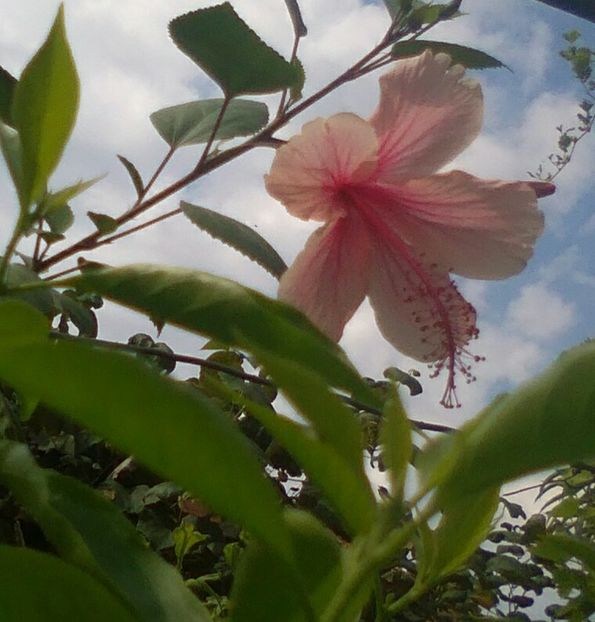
xmin=507 ymin=282 xmax=576 ymax=340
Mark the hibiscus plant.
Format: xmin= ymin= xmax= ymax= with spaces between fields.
xmin=0 ymin=1 xmax=593 ymax=621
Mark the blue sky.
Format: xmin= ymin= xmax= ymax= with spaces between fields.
xmin=0 ymin=0 xmax=593 ymax=424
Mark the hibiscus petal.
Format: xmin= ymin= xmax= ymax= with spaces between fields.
xmin=366 ymin=219 xmax=479 ymax=408
xmin=265 ymin=113 xmax=378 ymax=222
xmin=380 ymin=171 xmax=545 ymax=280
xmin=278 ymin=214 xmax=371 ymax=341
xmin=370 ymin=51 xmax=483 ymax=182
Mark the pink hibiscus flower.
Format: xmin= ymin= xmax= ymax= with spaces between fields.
xmin=265 ymin=51 xmax=554 ymax=408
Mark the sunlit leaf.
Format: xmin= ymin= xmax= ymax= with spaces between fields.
xmin=169 ymin=3 xmax=300 ymax=96
xmin=182 ymin=202 xmax=286 ymax=279
xmin=151 ymin=99 xmax=269 ymax=149
xmin=392 ymin=41 xmax=507 ymax=70
xmin=0 ymin=440 xmax=212 ymax=622
xmin=66 ymin=264 xmax=377 ymax=404
xmin=0 ymin=546 xmax=138 ymax=622
xmin=11 ymin=5 xmax=79 ymax=208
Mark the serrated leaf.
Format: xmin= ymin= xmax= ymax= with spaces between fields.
xmin=11 ymin=5 xmax=79 ymax=208
xmin=169 ymin=3 xmax=300 ymax=96
xmin=0 ymin=440 xmax=211 ymax=622
xmin=231 ymin=510 xmax=341 ymax=622
xmin=421 ymin=342 xmax=595 ymax=504
xmin=45 ymin=203 xmax=74 ymax=234
xmin=0 ymin=335 xmax=291 ymax=559
xmin=289 ymin=58 xmax=306 ymax=103
xmin=88 ymin=211 xmax=118 ymax=234
xmin=0 ymin=546 xmax=138 ymax=622
xmin=392 ymin=40 xmax=507 ymax=70
xmin=117 ymin=155 xmax=144 ymax=198
xmin=151 ymin=99 xmax=269 ymax=149
xmin=0 ymin=66 xmax=17 ymax=126
xmin=182 ymin=202 xmax=286 ymax=279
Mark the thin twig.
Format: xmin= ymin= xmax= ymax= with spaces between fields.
xmin=43 ymin=264 xmax=83 ymax=281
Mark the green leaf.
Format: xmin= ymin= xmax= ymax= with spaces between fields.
xmin=536 ymin=1 xmax=595 ymax=23
xmin=0 ymin=66 xmax=17 ymax=126
xmin=0 ymin=440 xmax=212 ymax=622
xmin=0 ymin=121 xmax=23 ymax=194
xmin=11 ymin=5 xmax=79 ymax=208
xmin=392 ymin=40 xmax=507 ymax=70
xmin=417 ymin=487 xmax=499 ymax=587
xmin=117 ymin=154 xmax=144 ymax=198
xmin=56 ymin=292 xmax=98 ymax=337
xmin=151 ymin=99 xmax=269 ymax=149
xmin=173 ymin=523 xmax=207 ymax=568
xmin=210 ymin=371 xmax=376 ymax=535
xmin=0 ymin=546 xmax=138 ymax=622
xmin=66 ymin=264 xmax=376 ymax=404
xmin=4 ymin=263 xmax=55 ymax=316
xmin=0 ymin=299 xmax=48 ymax=346
xmin=231 ymin=510 xmax=342 ymax=622
xmin=45 ymin=202 xmax=74 ymax=234
xmin=421 ymin=342 xmax=595 ymax=503
xmin=41 ymin=176 xmax=103 ymax=215
xmin=383 ymin=0 xmax=412 ymax=18
xmin=379 ymin=389 xmax=412 ymax=502
xmin=169 ymin=3 xmax=300 ymax=96
xmin=0 ymin=337 xmax=291 ymax=559
xmin=534 ymin=533 xmax=595 ymax=570
xmin=88 ymin=211 xmax=118 ymax=234
xmin=182 ymin=202 xmax=286 ymax=279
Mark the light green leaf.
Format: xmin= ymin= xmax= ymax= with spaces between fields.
xmin=211 ymin=373 xmax=376 ymax=535
xmin=0 ymin=299 xmax=48 ymax=346
xmin=117 ymin=154 xmax=144 ymax=198
xmin=0 ymin=546 xmax=138 ymax=622
xmin=534 ymin=533 xmax=595 ymax=570
xmin=422 ymin=342 xmax=595 ymax=503
xmin=88 ymin=211 xmax=118 ymax=234
xmin=12 ymin=5 xmax=79 ymax=208
xmin=392 ymin=40 xmax=507 ymax=70
xmin=0 ymin=66 xmax=17 ymax=126
xmin=0 ymin=440 xmax=212 ymax=622
xmin=231 ymin=510 xmax=342 ymax=622
xmin=45 ymin=202 xmax=74 ymax=234
xmin=417 ymin=487 xmax=499 ymax=587
xmin=4 ymin=263 xmax=55 ymax=316
xmin=151 ymin=99 xmax=269 ymax=149
xmin=66 ymin=264 xmax=376 ymax=404
xmin=41 ymin=176 xmax=103 ymax=215
xmin=173 ymin=523 xmax=207 ymax=568
xmin=0 ymin=338 xmax=291 ymax=559
xmin=169 ymin=3 xmax=301 ymax=96
xmin=379 ymin=389 xmax=412 ymax=502
xmin=0 ymin=121 xmax=23 ymax=195
xmin=182 ymin=202 xmax=286 ymax=279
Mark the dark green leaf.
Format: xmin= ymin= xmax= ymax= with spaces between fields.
xmin=66 ymin=264 xmax=377 ymax=404
xmin=0 ymin=337 xmax=291 ymax=559
xmin=182 ymin=201 xmax=286 ymax=279
xmin=536 ymin=1 xmax=595 ymax=23
xmin=56 ymin=293 xmax=97 ymax=337
xmin=151 ymin=99 xmax=269 ymax=149
xmin=11 ymin=5 xmax=79 ymax=207
xmin=0 ymin=546 xmax=138 ymax=622
xmin=421 ymin=342 xmax=595 ymax=503
xmin=0 ymin=66 xmax=17 ymax=126
xmin=4 ymin=264 xmax=55 ymax=316
xmin=392 ymin=41 xmax=507 ymax=70
xmin=231 ymin=510 xmax=342 ymax=622
xmin=289 ymin=58 xmax=306 ymax=103
xmin=0 ymin=441 xmax=211 ymax=622
xmin=117 ymin=155 xmax=144 ymax=198
xmin=383 ymin=0 xmax=412 ymax=18
xmin=283 ymin=0 xmax=308 ymax=37
xmin=88 ymin=211 xmax=118 ymax=234
xmin=45 ymin=203 xmax=74 ymax=234
xmin=169 ymin=3 xmax=300 ymax=96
